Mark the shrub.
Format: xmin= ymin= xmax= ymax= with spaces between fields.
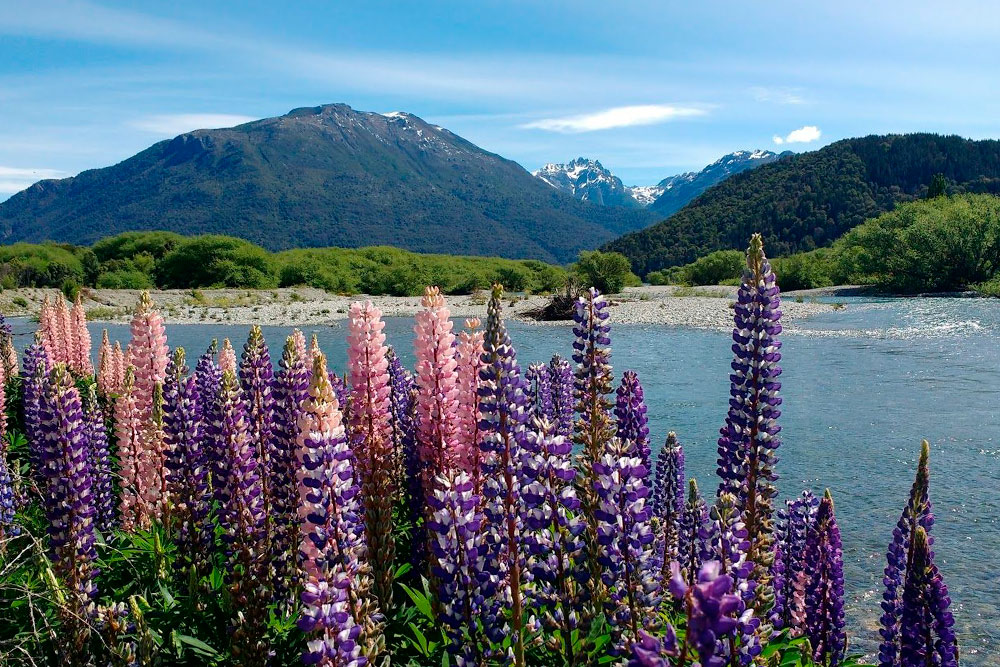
xmin=156 ymin=235 xmax=279 ymax=289
xmin=573 ymin=250 xmax=640 ymax=294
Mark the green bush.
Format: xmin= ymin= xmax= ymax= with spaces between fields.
xmin=156 ymin=235 xmax=279 ymax=289
xmin=96 ymin=269 xmax=156 ymax=290
xmin=573 ymin=250 xmax=640 ymax=294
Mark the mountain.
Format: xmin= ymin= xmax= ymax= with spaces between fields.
xmin=647 ymin=149 xmax=789 ymax=217
xmin=532 ymin=158 xmax=642 ymax=208
xmin=0 ymin=104 xmax=657 ymax=264
xmin=533 ymin=150 xmax=787 ymax=211
xmin=603 ymin=134 xmax=1000 ymax=276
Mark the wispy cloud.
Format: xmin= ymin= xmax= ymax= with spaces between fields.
xmin=521 ymin=104 xmax=706 ymax=133
xmin=773 ymin=125 xmax=821 ymax=145
xmin=0 ymin=166 xmax=68 ymax=194
xmin=751 ymin=86 xmax=807 ymax=105
xmin=131 ymin=114 xmax=258 ymax=135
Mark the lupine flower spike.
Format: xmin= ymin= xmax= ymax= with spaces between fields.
xmin=668 ymin=560 xmax=741 ymax=667
xmin=615 ymin=370 xmax=651 ymax=471
xmin=900 ymin=527 xmax=957 ymax=667
xmin=297 ymin=354 xmax=381 ymax=665
xmin=70 ymin=294 xmax=93 ymax=375
xmin=678 ymin=479 xmax=710 ymax=587
xmin=83 ymin=386 xmax=115 ymax=533
xmin=801 ymin=490 xmax=846 ymax=666
xmin=23 ymin=337 xmax=50 ymax=490
xmin=97 ymin=330 xmax=117 ymax=395
xmin=652 ymin=432 xmax=685 ymax=581
xmin=219 ymin=338 xmax=237 ymax=374
xmin=0 ymin=311 xmax=17 ymax=378
xmin=455 ymin=318 xmax=485 ymax=481
xmin=38 ymin=365 xmax=99 ymax=656
xmin=239 ymin=326 xmax=275 ymax=521
xmin=716 ymin=233 xmax=783 ymax=634
xmin=548 ymin=355 xmax=575 ymax=439
xmin=115 ymin=368 xmax=145 ymax=530
xmin=347 ymin=300 xmax=396 ymax=612
xmin=478 ymin=283 xmax=531 ymax=664
xmin=770 ymin=491 xmax=819 ymax=634
xmin=525 ymin=362 xmax=554 ymax=422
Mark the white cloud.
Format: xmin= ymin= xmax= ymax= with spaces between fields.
xmin=521 ymin=104 xmax=705 ymax=133
xmin=751 ymin=86 xmax=807 ymax=105
xmin=131 ymin=114 xmax=258 ymax=136
xmin=0 ymin=166 xmax=68 ymax=194
xmin=773 ymin=125 xmax=821 ymax=145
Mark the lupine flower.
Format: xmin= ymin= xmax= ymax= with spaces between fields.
xmin=297 ymin=354 xmax=380 ymax=665
xmin=594 ymin=435 xmax=659 ymax=654
xmin=879 ymin=440 xmax=940 ymax=667
xmin=0 ymin=445 xmax=19 ymax=543
xmin=347 ymin=300 xmax=396 ymax=612
xmin=219 ymin=338 xmax=237 ymax=374
xmin=652 ymin=432 xmax=685 ymax=578
xmin=615 ymin=370 xmax=651 ymax=471
xmin=770 ymin=490 xmax=819 ymax=634
xmin=97 ymin=330 xmax=118 ymax=395
xmin=213 ymin=370 xmax=269 ymax=664
xmin=704 ymin=492 xmax=759 ymax=665
xmin=716 ymin=233 xmax=783 ymax=631
xmin=388 ymin=347 xmax=424 ymax=567
xmin=525 ymin=362 xmax=554 ymax=421
xmin=572 ymin=288 xmax=615 ymax=600
xmin=70 ymin=294 xmax=93 ymax=376
xmin=239 ymin=326 xmax=275 ymax=519
xmin=0 ymin=311 xmax=18 ymax=378
xmin=427 ymin=470 xmax=487 ymax=665
xmin=194 ymin=341 xmax=223 ymax=502
xmin=83 ymin=386 xmax=115 ymax=534
xmin=95 ymin=602 xmax=138 ymax=667
xmin=548 ymin=355 xmax=574 ymax=439
xmin=162 ymin=348 xmax=213 ymax=582
xmin=455 ymin=318 xmax=485 ymax=480
xmin=627 ymin=628 xmax=678 ymax=667
xmin=669 ymin=560 xmax=742 ymax=667
xmin=801 ymin=491 xmax=846 ymax=666
xmin=270 ymin=332 xmax=311 ymax=606
xmin=521 ymin=417 xmax=589 ymax=665
xmin=57 ymin=295 xmax=73 ymax=364
xmin=138 ymin=382 xmax=168 ymax=523
xmin=37 ymin=365 xmax=99 ymax=652
xmin=129 ymin=292 xmax=169 ymax=420
xmin=413 ymin=286 xmax=461 ymax=496
xmin=478 ymin=284 xmax=531 ymax=663
xmin=115 ymin=368 xmax=145 ymax=530
xmin=678 ymin=479 xmax=710 ymax=587
xmin=900 ymin=527 xmax=957 ymax=667
xmin=0 ymin=363 xmax=7 ymax=445
xmin=23 ymin=337 xmax=50 ymax=490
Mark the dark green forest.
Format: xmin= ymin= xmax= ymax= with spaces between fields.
xmin=605 ymin=133 xmax=1000 ymax=275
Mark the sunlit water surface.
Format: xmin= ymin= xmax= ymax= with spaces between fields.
xmin=10 ymin=296 xmax=999 ymax=663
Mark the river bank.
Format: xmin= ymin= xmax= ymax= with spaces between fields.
xmin=0 ymin=285 xmax=839 ymax=329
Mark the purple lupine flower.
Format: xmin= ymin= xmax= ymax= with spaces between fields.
xmin=628 ymin=628 xmax=678 ymax=667
xmin=615 ymin=370 xmax=651 ymax=471
xmin=704 ymin=493 xmax=759 ymax=665
xmin=83 ymin=386 xmax=115 ymax=534
xmin=678 ymin=479 xmax=710 ymax=587
xmin=594 ymin=436 xmax=660 ymax=654
xmin=213 ymin=370 xmax=269 ymax=662
xmin=22 ymin=337 xmax=49 ymax=489
xmin=297 ymin=355 xmax=376 ymax=666
xmin=716 ymin=234 xmax=783 ymax=634
xmin=387 ymin=347 xmax=424 ymax=570
xmin=0 ymin=446 xmax=19 ymax=542
xmin=669 ymin=560 xmax=742 ymax=667
xmin=521 ymin=417 xmax=589 ymax=664
xmin=478 ymin=284 xmax=531 ymax=662
xmin=770 ymin=490 xmax=819 ymax=634
xmin=427 ymin=470 xmax=487 ymax=664
xmin=548 ymin=355 xmax=574 ymax=439
xmin=879 ymin=440 xmax=941 ymax=667
xmin=801 ymin=491 xmax=846 ymax=666
xmin=525 ymin=362 xmax=554 ymax=421
xmin=162 ymin=348 xmax=213 ymax=583
xmin=270 ymin=333 xmax=311 ymax=606
xmin=652 ymin=432 xmax=686 ymax=577
xmin=37 ymin=365 xmax=99 ymax=650
xmin=900 ymin=526 xmax=957 ymax=667
xmin=239 ymin=327 xmax=275 ymax=509
xmin=194 ymin=342 xmax=224 ymax=499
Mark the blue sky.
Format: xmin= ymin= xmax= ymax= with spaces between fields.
xmin=1 ymin=0 xmax=999 ymax=198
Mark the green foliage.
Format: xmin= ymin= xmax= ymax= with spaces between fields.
xmin=573 ymin=250 xmax=640 ymax=294
xmin=0 ymin=242 xmax=87 ymax=288
xmin=927 ymin=173 xmax=948 ymax=199
xmin=156 ymin=235 xmax=279 ymax=289
xmin=770 ymin=250 xmax=837 ymax=291
xmin=606 ymin=133 xmax=1000 ymax=275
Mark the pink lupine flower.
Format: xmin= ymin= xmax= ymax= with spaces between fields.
xmin=219 ymin=338 xmax=237 ymax=374
xmin=138 ymin=383 xmax=168 ymax=523
xmin=97 ymin=331 xmax=115 ymax=395
xmin=0 ymin=363 xmax=7 ymax=444
xmin=113 ymin=342 xmax=126 ymax=391
xmin=57 ymin=295 xmax=73 ymax=366
xmin=70 ymin=295 xmax=93 ymax=376
xmin=128 ymin=291 xmax=168 ymax=424
xmin=413 ymin=286 xmax=461 ymax=494
xmin=292 ymin=328 xmax=308 ymax=364
xmin=115 ymin=368 xmax=145 ymax=531
xmin=38 ymin=297 xmax=58 ymax=362
xmin=455 ymin=318 xmax=485 ymax=486
xmin=347 ymin=300 xmax=395 ymax=610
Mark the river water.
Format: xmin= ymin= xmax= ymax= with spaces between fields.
xmin=9 ymin=296 xmax=999 ymax=662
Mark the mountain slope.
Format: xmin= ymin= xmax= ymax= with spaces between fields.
xmin=603 ymin=134 xmax=1000 ymax=275
xmin=0 ymin=104 xmax=657 ymax=264
xmin=648 ymin=149 xmax=789 ymax=217
xmin=533 ymin=158 xmax=641 ymax=207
